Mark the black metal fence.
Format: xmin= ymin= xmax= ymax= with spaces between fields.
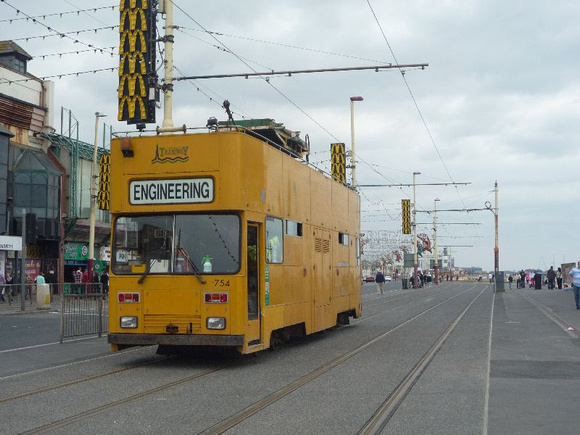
xmin=0 ymin=283 xmax=39 ymax=311
xmin=1 ymin=283 xmax=109 ymax=342
xmin=60 ymin=290 xmax=108 ymax=342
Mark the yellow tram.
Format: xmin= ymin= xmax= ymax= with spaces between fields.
xmin=107 ymin=119 xmax=361 ymax=354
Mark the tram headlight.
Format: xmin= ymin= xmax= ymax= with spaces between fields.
xmin=206 ymin=317 xmax=226 ymax=330
xmin=120 ymin=316 xmax=138 ymax=328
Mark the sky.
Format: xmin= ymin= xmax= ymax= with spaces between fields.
xmin=1 ymin=0 xmax=579 ymax=272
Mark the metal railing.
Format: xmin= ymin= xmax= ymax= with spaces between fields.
xmin=0 ymin=283 xmax=37 ymax=311
xmin=60 ymin=284 xmax=108 ymax=342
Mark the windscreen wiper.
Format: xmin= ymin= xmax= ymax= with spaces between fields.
xmin=187 ymin=256 xmax=206 ymax=284
xmin=138 ymin=258 xmax=156 ymax=284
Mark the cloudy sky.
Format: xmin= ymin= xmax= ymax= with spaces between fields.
xmin=1 ymin=0 xmax=578 ymax=272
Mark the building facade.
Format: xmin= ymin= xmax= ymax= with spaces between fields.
xmin=0 ymin=41 xmax=110 ymax=289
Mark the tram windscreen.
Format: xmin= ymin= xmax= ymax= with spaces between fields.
xmin=112 ymin=214 xmax=240 ymax=275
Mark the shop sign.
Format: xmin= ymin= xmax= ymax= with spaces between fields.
xmin=0 ymin=236 xmax=23 ymax=251
xmin=64 ymin=242 xmax=89 ymax=261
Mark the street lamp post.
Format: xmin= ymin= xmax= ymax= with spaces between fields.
xmin=494 ymin=180 xmax=499 ymax=283
xmin=413 ymin=171 xmax=420 ymax=288
xmin=485 ymin=181 xmax=501 ymax=291
xmin=88 ymin=112 xmax=107 ymax=282
xmin=349 ymin=96 xmax=363 ymax=187
xmin=433 ymin=198 xmax=440 ymax=285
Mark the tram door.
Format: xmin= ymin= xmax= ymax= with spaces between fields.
xmin=246 ymin=224 xmax=261 ymax=343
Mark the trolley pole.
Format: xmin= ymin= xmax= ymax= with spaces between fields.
xmin=413 ymin=172 xmax=420 ymax=288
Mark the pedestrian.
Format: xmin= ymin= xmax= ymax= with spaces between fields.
xmin=508 ymin=274 xmax=513 ymax=290
xmin=547 ymin=266 xmax=556 ymax=290
xmin=375 ymin=270 xmax=386 ymax=295
xmin=0 ymin=272 xmax=5 ymax=302
xmin=34 ymin=271 xmax=45 ymax=284
xmin=100 ymin=269 xmax=109 ymax=297
xmin=488 ymin=272 xmax=493 ymax=283
xmin=93 ymin=271 xmax=101 ymax=293
xmin=534 ymin=271 xmax=542 ymax=289
xmin=556 ymin=267 xmax=563 ymax=290
xmin=81 ymin=267 xmax=89 ymax=293
xmin=520 ymin=270 xmax=526 ymax=289
xmin=568 ymin=261 xmax=580 ymax=309
xmin=5 ymin=272 xmax=13 ymax=302
xmin=74 ymin=267 xmax=82 ymax=294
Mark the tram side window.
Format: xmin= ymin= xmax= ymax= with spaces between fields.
xmin=285 ymin=220 xmax=303 ymax=237
xmin=338 ymin=232 xmax=349 ymax=246
xmin=266 ymin=216 xmax=283 ymax=263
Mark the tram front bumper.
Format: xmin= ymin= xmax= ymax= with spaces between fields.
xmin=108 ymin=333 xmax=244 ymax=347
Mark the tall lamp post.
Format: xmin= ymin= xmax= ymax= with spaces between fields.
xmin=433 ymin=198 xmax=440 ymax=285
xmin=412 ymin=171 xmax=421 ymax=288
xmin=349 ymin=96 xmax=363 ymax=187
xmin=486 ymin=181 xmax=500 ymax=291
xmin=89 ymin=112 xmax=107 ymax=281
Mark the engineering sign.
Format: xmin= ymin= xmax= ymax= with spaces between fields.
xmin=118 ymin=0 xmax=157 ymax=124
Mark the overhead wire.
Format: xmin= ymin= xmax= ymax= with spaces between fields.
xmin=365 ymin=0 xmax=481 ymax=244
xmin=0 ymin=0 xmax=117 ymax=56
xmin=11 ymin=25 xmax=119 ymax=42
xmin=173 ymin=64 xmax=250 ymax=120
xmin=0 ymin=4 xmax=116 ymax=23
xmin=173 ymin=25 xmax=390 ymax=65
xmin=171 ymin=1 xmax=344 ymax=145
xmin=31 ymin=47 xmax=117 ymax=60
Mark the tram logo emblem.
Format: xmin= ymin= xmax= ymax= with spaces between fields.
xmin=152 ymin=145 xmax=189 ymax=164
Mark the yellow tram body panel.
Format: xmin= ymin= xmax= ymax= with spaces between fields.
xmin=107 ymin=129 xmax=361 ymax=354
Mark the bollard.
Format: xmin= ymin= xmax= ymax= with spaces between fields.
xmin=36 ymin=283 xmax=51 ymax=309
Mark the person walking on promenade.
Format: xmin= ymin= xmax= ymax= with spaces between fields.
xmin=547 ymin=266 xmax=556 ymax=290
xmin=556 ymin=267 xmax=563 ymax=289
xmin=81 ymin=267 xmax=89 ymax=294
xmin=100 ymin=269 xmax=109 ymax=297
xmin=568 ymin=261 xmax=580 ymax=309
xmin=375 ymin=271 xmax=386 ymax=295
xmin=73 ymin=267 xmax=82 ymax=294
xmin=534 ymin=271 xmax=542 ymax=289
xmin=0 ymin=272 xmax=5 ymax=302
xmin=508 ymin=274 xmax=513 ymax=290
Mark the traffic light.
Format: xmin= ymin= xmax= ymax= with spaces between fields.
xmin=401 ymin=199 xmax=411 ymax=235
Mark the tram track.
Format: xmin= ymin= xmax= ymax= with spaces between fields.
xmin=20 ymin=364 xmax=231 ymax=435
xmin=0 ymin=352 xmax=172 ymax=404
xmin=199 ymin=284 xmax=484 ymax=435
xmin=358 ymin=285 xmax=488 ymax=434
xmin=11 ymin=284 xmax=486 ymax=434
